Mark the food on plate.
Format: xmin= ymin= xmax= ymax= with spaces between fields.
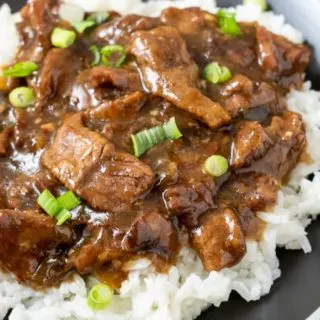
xmin=0 ymin=0 xmax=319 ymax=319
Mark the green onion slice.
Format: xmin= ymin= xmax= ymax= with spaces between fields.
xmin=217 ymin=10 xmax=242 ymax=36
xmin=37 ymin=189 xmax=62 ymax=217
xmin=51 ymin=27 xmax=76 ymax=48
xmin=2 ymin=61 xmax=38 ymax=78
xmin=203 ymin=62 xmax=232 ymax=84
xmin=243 ymin=0 xmax=267 ymax=11
xmin=87 ymin=284 xmax=113 ymax=311
xmin=100 ymin=45 xmax=127 ymax=68
xmin=90 ymin=45 xmax=101 ymax=66
xmin=72 ymin=20 xmax=96 ymax=33
xmin=9 ymin=87 xmax=35 ymax=108
xmin=57 ymin=191 xmax=81 ymax=211
xmin=87 ymin=11 xmax=109 ymax=24
xmin=203 ymin=155 xmax=229 ymax=177
xmin=56 ymin=208 xmax=72 ymax=226
xmin=132 ymin=117 xmax=183 ymax=157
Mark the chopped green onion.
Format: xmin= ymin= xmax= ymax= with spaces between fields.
xmin=217 ymin=10 xmax=242 ymax=36
xmin=132 ymin=117 xmax=183 ymax=157
xmin=57 ymin=191 xmax=81 ymax=211
xmin=9 ymin=87 xmax=35 ymax=108
xmin=37 ymin=189 xmax=62 ymax=217
xmin=90 ymin=45 xmax=101 ymax=66
xmin=100 ymin=45 xmax=127 ymax=68
xmin=87 ymin=284 xmax=113 ymax=311
xmin=203 ymin=62 xmax=232 ymax=84
xmin=203 ymin=155 xmax=229 ymax=177
xmin=2 ymin=61 xmax=38 ymax=78
xmin=87 ymin=11 xmax=109 ymax=24
xmin=51 ymin=27 xmax=76 ymax=48
xmin=72 ymin=20 xmax=96 ymax=33
xmin=56 ymin=208 xmax=72 ymax=226
xmin=243 ymin=0 xmax=267 ymax=11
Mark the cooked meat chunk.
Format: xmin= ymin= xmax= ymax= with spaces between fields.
xmin=256 ymin=26 xmax=311 ymax=88
xmin=0 ymin=210 xmax=75 ymax=287
xmin=230 ymin=121 xmax=274 ymax=169
xmin=131 ymin=26 xmax=231 ymax=128
xmin=122 ymin=211 xmax=178 ymax=259
xmin=35 ymin=48 xmax=85 ymax=108
xmin=42 ymin=113 xmax=154 ymax=213
xmin=244 ymin=112 xmax=306 ymax=178
xmin=70 ymin=66 xmax=143 ymax=110
xmin=220 ymin=75 xmax=285 ymax=117
xmin=0 ymin=127 xmax=12 ymax=155
xmin=191 ymin=208 xmax=246 ymax=271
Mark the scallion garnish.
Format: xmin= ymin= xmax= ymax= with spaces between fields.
xmin=100 ymin=45 xmax=127 ymax=68
xmin=90 ymin=45 xmax=101 ymax=66
xmin=9 ymin=87 xmax=35 ymax=108
xmin=131 ymin=117 xmax=183 ymax=157
xmin=87 ymin=11 xmax=109 ymax=24
xmin=217 ymin=10 xmax=242 ymax=36
xmin=87 ymin=284 xmax=113 ymax=311
xmin=72 ymin=20 xmax=96 ymax=33
xmin=56 ymin=209 xmax=72 ymax=226
xmin=37 ymin=189 xmax=62 ymax=217
xmin=57 ymin=191 xmax=81 ymax=211
xmin=2 ymin=61 xmax=38 ymax=78
xmin=51 ymin=27 xmax=76 ymax=48
xmin=203 ymin=155 xmax=229 ymax=177
xmin=243 ymin=0 xmax=268 ymax=11
xmin=203 ymin=62 xmax=232 ymax=84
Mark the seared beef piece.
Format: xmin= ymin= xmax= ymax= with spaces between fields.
xmin=70 ymin=66 xmax=144 ymax=110
xmin=243 ymin=112 xmax=306 ymax=178
xmin=191 ymin=208 xmax=246 ymax=271
xmin=16 ymin=0 xmax=59 ymax=62
xmin=42 ymin=113 xmax=154 ymax=213
xmin=163 ymin=182 xmax=214 ymax=218
xmin=161 ymin=8 xmax=256 ymax=68
xmin=0 ymin=127 xmax=13 ymax=155
xmin=35 ymin=48 xmax=85 ymax=109
xmin=220 ymin=75 xmax=285 ymax=118
xmin=0 ymin=210 xmax=75 ymax=287
xmin=230 ymin=121 xmax=274 ymax=169
xmin=131 ymin=26 xmax=231 ymax=128
xmin=256 ymin=26 xmax=311 ymax=88
xmin=122 ymin=211 xmax=178 ymax=259
xmin=93 ymin=14 xmax=162 ymax=45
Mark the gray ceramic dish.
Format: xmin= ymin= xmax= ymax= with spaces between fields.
xmin=2 ymin=1 xmax=320 ymax=320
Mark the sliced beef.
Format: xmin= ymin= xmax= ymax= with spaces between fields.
xmin=243 ymin=112 xmax=306 ymax=178
xmin=256 ymin=26 xmax=311 ymax=88
xmin=35 ymin=48 xmax=85 ymax=109
xmin=93 ymin=14 xmax=162 ymax=46
xmin=220 ymin=75 xmax=285 ymax=118
xmin=16 ymin=0 xmax=59 ymax=62
xmin=0 ymin=210 xmax=75 ymax=287
xmin=70 ymin=66 xmax=144 ymax=110
xmin=0 ymin=127 xmax=13 ymax=155
xmin=230 ymin=121 xmax=274 ymax=169
xmin=122 ymin=211 xmax=178 ymax=260
xmin=131 ymin=26 xmax=231 ymax=128
xmin=191 ymin=208 xmax=246 ymax=271
xmin=42 ymin=113 xmax=154 ymax=213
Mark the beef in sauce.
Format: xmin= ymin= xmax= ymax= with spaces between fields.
xmin=0 ymin=1 xmax=311 ymax=289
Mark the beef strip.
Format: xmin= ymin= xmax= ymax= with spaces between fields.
xmin=131 ymin=26 xmax=231 ymax=128
xmin=0 ymin=127 xmax=13 ymax=155
xmin=0 ymin=210 xmax=75 ymax=288
xmin=191 ymin=208 xmax=246 ymax=271
xmin=42 ymin=113 xmax=155 ymax=213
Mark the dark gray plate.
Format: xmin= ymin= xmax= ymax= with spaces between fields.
xmin=2 ymin=1 xmax=320 ymax=320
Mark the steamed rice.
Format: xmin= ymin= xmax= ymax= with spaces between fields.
xmin=0 ymin=1 xmax=320 ymax=320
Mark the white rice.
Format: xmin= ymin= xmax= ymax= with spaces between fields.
xmin=1 ymin=1 xmax=320 ymax=320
